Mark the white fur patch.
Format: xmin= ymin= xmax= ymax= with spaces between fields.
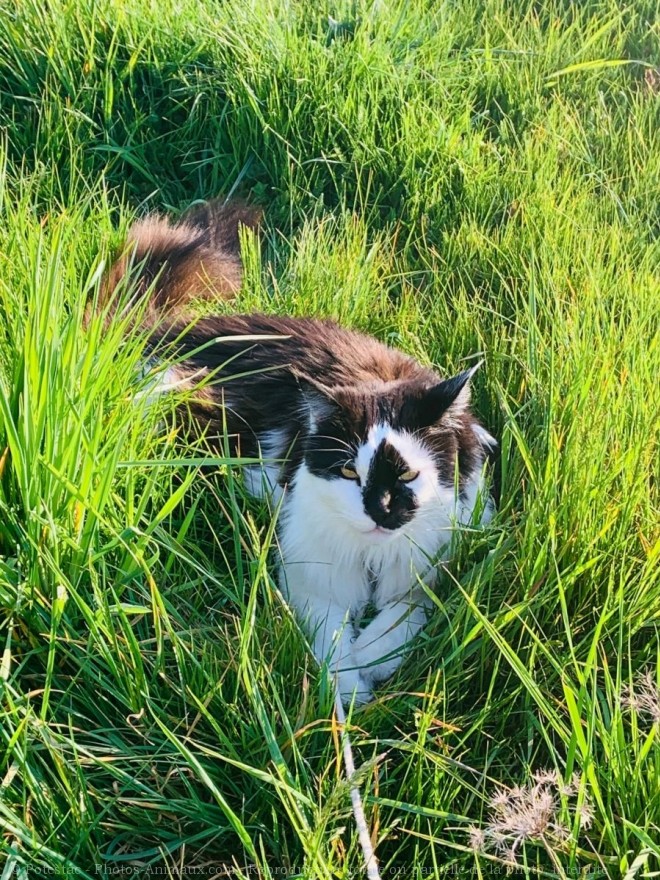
xmin=133 ymin=358 xmax=208 ymax=403
xmin=474 ymin=423 xmax=498 ymax=451
xmin=243 ymin=428 xmax=289 ymax=504
xmin=133 ymin=359 xmax=181 ymax=403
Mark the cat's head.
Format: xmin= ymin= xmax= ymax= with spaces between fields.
xmin=299 ymin=367 xmax=495 ymax=540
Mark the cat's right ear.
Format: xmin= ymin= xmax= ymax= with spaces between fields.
xmin=297 ymin=377 xmax=339 ymax=430
xmin=404 ymin=363 xmax=482 ymax=429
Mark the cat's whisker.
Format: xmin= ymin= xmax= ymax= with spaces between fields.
xmin=309 ymin=451 xmax=354 ymax=462
xmin=313 ymin=434 xmax=355 ymax=452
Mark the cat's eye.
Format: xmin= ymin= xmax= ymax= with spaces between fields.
xmin=399 ymin=469 xmax=419 ymax=483
xmin=340 ymin=465 xmax=360 ymax=480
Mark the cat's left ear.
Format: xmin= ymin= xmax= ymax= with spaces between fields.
xmin=413 ymin=362 xmax=482 ymax=427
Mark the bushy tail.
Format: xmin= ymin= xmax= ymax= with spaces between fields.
xmin=95 ymin=198 xmax=261 ymax=323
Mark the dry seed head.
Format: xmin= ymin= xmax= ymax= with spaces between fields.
xmin=533 ymin=768 xmax=559 ymax=786
xmin=471 ymin=768 xmax=594 ymax=863
xmin=489 ymin=787 xmax=511 ymax=811
xmin=577 ymin=802 xmax=595 ymax=830
xmin=622 ymin=670 xmax=660 ymax=725
xmin=467 ymin=826 xmax=486 ymax=853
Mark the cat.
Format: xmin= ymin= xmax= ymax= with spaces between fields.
xmin=98 ymin=200 xmax=496 ymax=705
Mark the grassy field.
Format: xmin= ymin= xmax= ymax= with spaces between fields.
xmin=0 ymin=0 xmax=659 ymax=875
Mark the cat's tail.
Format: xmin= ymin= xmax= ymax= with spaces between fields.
xmin=91 ymin=198 xmax=261 ymax=326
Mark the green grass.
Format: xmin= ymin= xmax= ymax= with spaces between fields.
xmin=0 ymin=0 xmax=659 ymax=875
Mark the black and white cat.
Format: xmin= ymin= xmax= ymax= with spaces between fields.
xmin=100 ymin=201 xmax=496 ymax=704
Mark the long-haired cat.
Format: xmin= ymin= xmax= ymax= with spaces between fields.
xmin=99 ymin=200 xmax=496 ymax=704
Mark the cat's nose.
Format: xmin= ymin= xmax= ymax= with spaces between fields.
xmin=364 ymin=491 xmax=392 ymax=525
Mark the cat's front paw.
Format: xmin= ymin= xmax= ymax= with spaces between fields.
xmin=352 ymin=633 xmax=404 ymax=684
xmin=336 ymin=667 xmax=373 ymax=706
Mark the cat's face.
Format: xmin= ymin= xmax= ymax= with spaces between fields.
xmin=301 ymin=369 xmax=486 ymax=540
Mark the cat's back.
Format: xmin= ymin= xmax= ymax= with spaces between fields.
xmin=156 ymin=312 xmax=431 ymax=387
